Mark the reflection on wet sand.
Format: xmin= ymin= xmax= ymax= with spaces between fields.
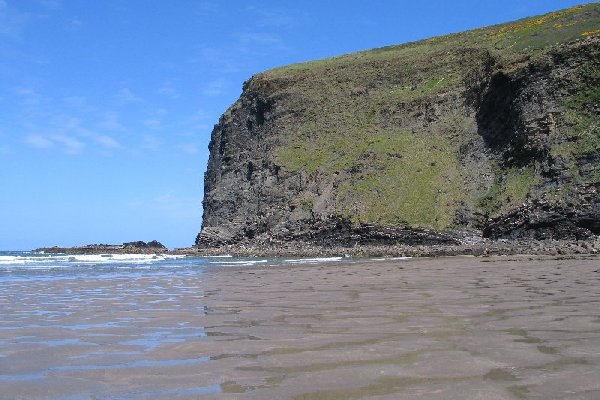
xmin=0 ymin=273 xmax=216 ymax=398
xmin=200 ymin=256 xmax=600 ymax=399
xmin=1 ymin=256 xmax=600 ymax=399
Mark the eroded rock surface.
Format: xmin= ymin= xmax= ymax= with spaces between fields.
xmin=197 ymin=5 xmax=600 ymax=249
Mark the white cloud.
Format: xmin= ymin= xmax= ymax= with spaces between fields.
xmin=187 ymin=108 xmax=212 ymax=123
xmin=70 ymin=17 xmax=82 ymax=28
xmin=182 ymin=125 xmax=212 ymax=138
xmin=143 ymin=108 xmax=167 ymax=129
xmin=38 ymin=0 xmax=62 ymax=10
xmin=15 ymin=87 xmax=42 ymax=105
xmin=157 ymin=85 xmax=180 ymax=99
xmin=192 ymin=45 xmax=239 ymax=73
xmin=143 ymin=118 xmax=160 ymax=128
xmin=129 ymin=192 xmax=202 ymax=221
xmin=178 ymin=143 xmax=199 ymax=155
xmin=191 ymin=13 xmax=292 ymax=75
xmin=146 ymin=193 xmax=202 ymax=220
xmin=25 ymin=134 xmax=54 ymax=150
xmin=58 ymin=114 xmax=83 ymax=130
xmin=142 ymin=135 xmax=162 ymax=151
xmin=196 ymin=1 xmax=218 ymax=16
xmin=238 ymin=32 xmax=284 ymax=47
xmin=92 ymin=134 xmax=120 ymax=149
xmin=51 ymin=134 xmax=84 ymax=154
xmin=247 ymin=6 xmax=298 ymax=29
xmin=0 ymin=1 xmax=30 ymax=39
xmin=25 ymin=133 xmax=84 ymax=154
xmin=115 ymin=87 xmax=142 ymax=103
xmin=62 ymin=96 xmax=93 ymax=112
xmin=17 ymin=91 xmax=127 ymax=156
xmin=234 ymin=31 xmax=289 ymax=57
xmin=178 ymin=108 xmax=215 ymax=137
xmin=101 ymin=112 xmax=126 ymax=132
xmin=202 ymin=79 xmax=228 ymax=96
xmin=0 ymin=130 xmax=9 ymax=154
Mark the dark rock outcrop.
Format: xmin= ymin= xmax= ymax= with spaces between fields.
xmin=197 ymin=5 xmax=600 ymax=250
xmin=36 ymin=240 xmax=168 ymax=254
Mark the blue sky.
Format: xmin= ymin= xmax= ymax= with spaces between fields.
xmin=0 ymin=0 xmax=590 ymax=250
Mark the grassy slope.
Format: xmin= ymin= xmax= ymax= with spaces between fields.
xmin=261 ymin=3 xmax=599 ymax=230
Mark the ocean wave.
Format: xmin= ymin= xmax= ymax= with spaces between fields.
xmin=0 ymin=253 xmax=185 ymax=266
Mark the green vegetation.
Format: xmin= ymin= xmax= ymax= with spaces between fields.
xmin=559 ymin=110 xmax=600 ymax=157
xmin=264 ymin=3 xmax=600 ymax=230
xmin=479 ymin=165 xmax=540 ymax=217
xmin=481 ymin=5 xmax=595 ymax=51
xmin=278 ymin=121 xmax=466 ymax=229
xmin=551 ymin=56 xmax=600 ymax=189
xmin=270 ymin=3 xmax=599 ymax=78
xmin=335 ymin=131 xmax=463 ymax=229
xmin=563 ymin=60 xmax=600 ymax=155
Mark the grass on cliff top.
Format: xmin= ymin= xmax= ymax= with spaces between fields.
xmin=262 ymin=3 xmax=600 ymax=104
xmin=267 ymin=3 xmax=600 ymax=230
xmin=268 ymin=3 xmax=600 ymax=78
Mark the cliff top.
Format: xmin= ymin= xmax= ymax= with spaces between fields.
xmin=264 ymin=3 xmax=600 ymax=79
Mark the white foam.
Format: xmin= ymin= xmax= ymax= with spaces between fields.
xmin=70 ymin=254 xmax=159 ymax=262
xmin=0 ymin=255 xmax=66 ymax=265
xmin=283 ymin=257 xmax=344 ymax=264
xmin=370 ymin=256 xmax=412 ymax=262
xmin=0 ymin=253 xmax=185 ymax=266
xmin=0 ymin=256 xmax=22 ymax=263
xmin=209 ymin=259 xmax=268 ymax=266
xmin=6 ymin=264 xmax=72 ymax=270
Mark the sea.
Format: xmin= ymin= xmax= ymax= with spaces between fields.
xmin=0 ymin=250 xmax=368 ymax=398
xmin=0 ymin=250 xmax=353 ymax=282
xmin=2 ymin=251 xmax=600 ymax=398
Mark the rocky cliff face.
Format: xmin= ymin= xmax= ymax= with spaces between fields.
xmin=197 ymin=4 xmax=600 ymax=248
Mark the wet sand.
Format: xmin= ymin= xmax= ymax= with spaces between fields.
xmin=1 ymin=256 xmax=600 ymax=399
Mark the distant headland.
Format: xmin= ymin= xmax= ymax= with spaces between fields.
xmin=35 ymin=240 xmax=168 ymax=255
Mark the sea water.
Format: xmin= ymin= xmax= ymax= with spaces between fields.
xmin=0 ymin=251 xmax=350 ymax=282
xmin=0 ymin=251 xmax=201 ymax=283
xmin=3 ymin=252 xmax=599 ymax=398
xmin=0 ymin=251 xmax=354 ymax=398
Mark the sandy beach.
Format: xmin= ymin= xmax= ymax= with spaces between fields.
xmin=1 ymin=255 xmax=600 ymax=399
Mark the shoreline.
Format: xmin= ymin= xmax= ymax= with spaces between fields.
xmin=3 ymin=254 xmax=600 ymax=398
xmin=33 ymin=237 xmax=600 ymax=258
xmin=173 ymin=237 xmax=600 ymax=258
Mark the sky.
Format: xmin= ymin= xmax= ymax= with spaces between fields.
xmin=0 ymin=0 xmax=592 ymax=250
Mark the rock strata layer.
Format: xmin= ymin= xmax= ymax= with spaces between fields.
xmin=197 ymin=5 xmax=600 ymax=250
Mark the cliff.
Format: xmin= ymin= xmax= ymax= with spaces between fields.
xmin=197 ymin=4 xmax=600 ymax=249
